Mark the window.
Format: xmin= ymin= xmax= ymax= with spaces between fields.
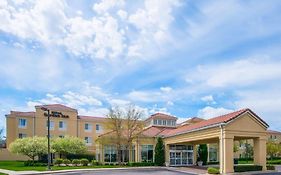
xmin=96 ymin=124 xmax=102 ymax=133
xmin=85 ymin=123 xmax=92 ymax=132
xmin=59 ymin=121 xmax=67 ymax=130
xmin=18 ymin=118 xmax=27 ymax=128
xmin=153 ymin=119 xmax=157 ymax=125
xmin=59 ymin=135 xmax=64 ymax=138
xmin=84 ymin=137 xmax=92 ymax=146
xmin=141 ymin=145 xmax=153 ymax=162
xmin=46 ymin=121 xmax=54 ymax=130
xmin=163 ymin=120 xmax=167 ymax=125
xmin=171 ymin=120 xmax=176 ymax=126
xmin=104 ymin=145 xmax=117 ymax=162
xmin=157 ymin=120 xmax=162 ymax=125
xmin=167 ymin=120 xmax=171 ymax=126
xmin=274 ymin=135 xmax=277 ymax=140
xmin=18 ymin=133 xmax=27 ymax=138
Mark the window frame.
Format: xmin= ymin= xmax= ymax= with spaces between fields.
xmin=18 ymin=118 xmax=27 ymax=128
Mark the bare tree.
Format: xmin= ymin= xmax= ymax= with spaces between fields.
xmin=100 ymin=105 xmax=144 ymax=165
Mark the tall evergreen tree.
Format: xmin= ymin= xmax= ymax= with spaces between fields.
xmin=154 ymin=137 xmax=165 ymax=166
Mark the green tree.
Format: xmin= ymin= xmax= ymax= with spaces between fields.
xmin=154 ymin=137 xmax=165 ymax=166
xmin=244 ymin=140 xmax=253 ymax=160
xmin=52 ymin=136 xmax=87 ymax=158
xmin=198 ymin=144 xmax=208 ymax=165
xmin=267 ymin=141 xmax=280 ymax=161
xmin=9 ymin=137 xmax=48 ymax=161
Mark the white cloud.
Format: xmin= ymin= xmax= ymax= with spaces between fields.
xmin=201 ymin=95 xmax=216 ymax=104
xmin=93 ymin=0 xmax=124 ymax=14
xmin=187 ymin=57 xmax=281 ymax=88
xmin=108 ymin=98 xmax=130 ymax=107
xmin=160 ymin=86 xmax=172 ymax=93
xmin=117 ymin=9 xmax=127 ymax=20
xmin=197 ymin=106 xmax=233 ymax=119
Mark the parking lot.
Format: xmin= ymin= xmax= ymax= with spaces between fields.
xmin=55 ymin=168 xmax=194 ymax=175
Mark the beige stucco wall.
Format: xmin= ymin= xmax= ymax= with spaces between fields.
xmin=0 ymin=149 xmax=30 ymax=161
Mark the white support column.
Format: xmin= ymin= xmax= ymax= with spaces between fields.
xmin=165 ymin=144 xmax=170 ymax=166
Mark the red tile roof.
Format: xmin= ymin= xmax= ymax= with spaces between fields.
xmin=35 ymin=104 xmax=77 ymax=112
xmin=267 ymin=130 xmax=281 ymax=135
xmin=9 ymin=111 xmax=35 ymax=117
xmin=78 ymin=115 xmax=106 ymax=122
xmin=164 ymin=108 xmax=268 ymax=137
xmin=145 ymin=113 xmax=177 ymax=122
xmin=141 ymin=126 xmax=174 ymax=137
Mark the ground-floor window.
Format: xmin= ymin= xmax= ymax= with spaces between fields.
xmin=141 ymin=145 xmax=153 ymax=162
xmin=104 ymin=145 xmax=117 ymax=163
xmin=209 ymin=145 xmax=218 ymax=162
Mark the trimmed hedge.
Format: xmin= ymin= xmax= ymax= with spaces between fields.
xmin=267 ymin=159 xmax=281 ymax=165
xmin=92 ymin=160 xmax=101 ymax=166
xmin=207 ymin=167 xmax=220 ymax=174
xmin=63 ymin=159 xmax=71 ymax=165
xmin=234 ymin=165 xmax=262 ymax=172
xmin=128 ymin=162 xmax=155 ymax=166
xmin=267 ymin=165 xmax=275 ymax=170
xmin=54 ymin=158 xmax=63 ymax=165
xmin=207 ymin=161 xmax=219 ymax=165
xmin=80 ymin=158 xmax=89 ymax=166
xmin=72 ymin=159 xmax=81 ymax=166
xmin=66 ymin=153 xmax=95 ymax=161
xmin=24 ymin=160 xmax=47 ymax=167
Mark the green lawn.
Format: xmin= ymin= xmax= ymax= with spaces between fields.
xmin=0 ymin=173 xmax=8 ymax=175
xmin=0 ymin=161 xmax=125 ymax=171
xmin=238 ymin=160 xmax=254 ymax=164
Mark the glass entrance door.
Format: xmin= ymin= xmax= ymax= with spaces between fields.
xmin=169 ymin=150 xmax=193 ymax=166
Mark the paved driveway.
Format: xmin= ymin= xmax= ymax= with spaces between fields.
xmin=55 ymin=168 xmax=194 ymax=175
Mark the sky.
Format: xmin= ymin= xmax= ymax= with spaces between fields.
xmin=1 ymin=0 xmax=281 ymax=134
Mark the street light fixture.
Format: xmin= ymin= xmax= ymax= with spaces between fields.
xmin=41 ymin=107 xmax=51 ymax=171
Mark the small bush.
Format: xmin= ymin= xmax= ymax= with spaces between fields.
xmin=24 ymin=160 xmax=47 ymax=167
xmin=267 ymin=165 xmax=275 ymax=170
xmin=207 ymin=161 xmax=219 ymax=165
xmin=54 ymin=158 xmax=63 ymax=165
xmin=234 ymin=165 xmax=262 ymax=172
xmin=72 ymin=159 xmax=81 ymax=166
xmin=66 ymin=153 xmax=96 ymax=161
xmin=267 ymin=159 xmax=281 ymax=165
xmin=207 ymin=167 xmax=220 ymax=174
xmin=80 ymin=158 xmax=89 ymax=166
xmin=63 ymin=159 xmax=71 ymax=165
xmin=92 ymin=160 xmax=101 ymax=166
xmin=128 ymin=162 xmax=155 ymax=166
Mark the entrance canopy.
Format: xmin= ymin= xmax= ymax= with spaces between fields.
xmin=163 ymin=108 xmax=269 ymax=174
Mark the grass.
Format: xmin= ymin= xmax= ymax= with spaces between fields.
xmin=0 ymin=173 xmax=8 ymax=175
xmin=238 ymin=160 xmax=254 ymax=164
xmin=0 ymin=161 xmax=126 ymax=171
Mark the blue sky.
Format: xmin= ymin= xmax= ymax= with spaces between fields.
xmin=1 ymin=0 xmax=281 ymax=134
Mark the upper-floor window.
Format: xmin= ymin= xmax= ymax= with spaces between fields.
xmin=18 ymin=118 xmax=27 ymax=128
xmin=96 ymin=124 xmax=102 ymax=133
xmin=163 ymin=120 xmax=167 ymax=125
xmin=46 ymin=121 xmax=54 ymax=130
xmin=85 ymin=123 xmax=92 ymax=132
xmin=153 ymin=119 xmax=157 ymax=125
xmin=171 ymin=120 xmax=176 ymax=126
xmin=59 ymin=121 xmax=67 ymax=130
xmin=157 ymin=119 xmax=162 ymax=125
xmin=18 ymin=133 xmax=27 ymax=138
xmin=167 ymin=120 xmax=171 ymax=126
xmin=85 ymin=137 xmax=92 ymax=146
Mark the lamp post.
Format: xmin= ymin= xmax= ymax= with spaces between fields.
xmin=41 ymin=107 xmax=51 ymax=171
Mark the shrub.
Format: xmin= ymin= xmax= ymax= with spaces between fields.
xmin=63 ymin=159 xmax=71 ymax=165
xmin=234 ymin=165 xmax=262 ymax=172
xmin=128 ymin=162 xmax=155 ymax=166
xmin=267 ymin=159 xmax=281 ymax=165
xmin=154 ymin=137 xmax=165 ymax=166
xmin=207 ymin=167 xmax=220 ymax=174
xmin=267 ymin=165 xmax=275 ymax=170
xmin=92 ymin=160 xmax=101 ymax=166
xmin=54 ymin=158 xmax=63 ymax=165
xmin=66 ymin=153 xmax=96 ymax=161
xmin=207 ymin=161 xmax=219 ymax=165
xmin=80 ymin=158 xmax=89 ymax=166
xmin=72 ymin=159 xmax=81 ymax=166
xmin=24 ymin=160 xmax=47 ymax=167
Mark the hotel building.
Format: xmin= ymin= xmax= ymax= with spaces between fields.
xmin=5 ymin=104 xmax=280 ymax=173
